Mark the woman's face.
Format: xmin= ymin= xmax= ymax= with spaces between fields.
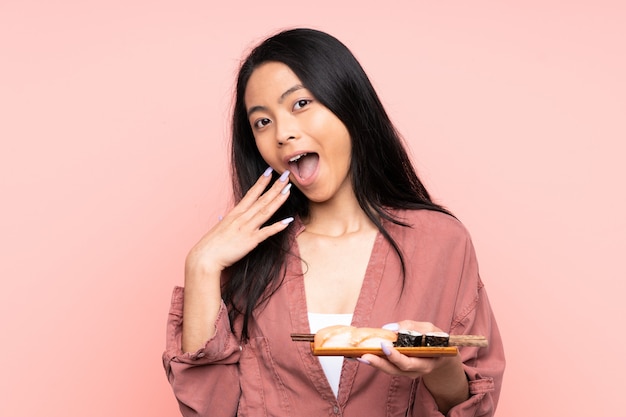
xmin=244 ymin=61 xmax=353 ymax=204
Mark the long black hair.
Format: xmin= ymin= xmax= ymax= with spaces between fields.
xmin=223 ymin=28 xmax=450 ymax=341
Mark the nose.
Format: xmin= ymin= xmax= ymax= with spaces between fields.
xmin=275 ymin=114 xmax=300 ymax=146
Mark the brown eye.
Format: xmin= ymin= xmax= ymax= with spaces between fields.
xmin=254 ymin=118 xmax=271 ymax=129
xmin=293 ymin=99 xmax=311 ymax=110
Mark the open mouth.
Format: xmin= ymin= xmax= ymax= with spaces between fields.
xmin=288 ymin=152 xmax=319 ymax=182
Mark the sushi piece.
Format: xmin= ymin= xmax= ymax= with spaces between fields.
xmin=423 ymin=331 xmax=450 ymax=347
xmin=313 ymin=325 xmax=397 ymax=348
xmin=350 ymin=327 xmax=397 ymax=348
xmin=394 ymin=330 xmax=423 ymax=347
xmin=314 ymin=325 xmax=356 ymax=348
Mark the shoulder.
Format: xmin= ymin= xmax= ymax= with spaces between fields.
xmin=382 ymin=208 xmax=475 ymax=258
xmin=387 ymin=208 xmax=470 ymax=240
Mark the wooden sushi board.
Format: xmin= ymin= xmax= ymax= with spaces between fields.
xmin=311 ymin=343 xmax=459 ymax=357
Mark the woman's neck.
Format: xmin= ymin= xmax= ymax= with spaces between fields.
xmin=303 ymin=190 xmax=376 ymax=237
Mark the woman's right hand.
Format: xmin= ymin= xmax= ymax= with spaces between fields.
xmin=185 ymin=167 xmax=293 ymax=279
xmin=181 ymin=168 xmax=293 ymax=352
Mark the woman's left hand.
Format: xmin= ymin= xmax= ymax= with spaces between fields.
xmin=358 ymin=320 xmax=470 ymax=413
xmin=358 ymin=320 xmax=457 ymax=379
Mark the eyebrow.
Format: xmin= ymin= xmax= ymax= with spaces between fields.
xmin=246 ymin=84 xmax=305 ymax=117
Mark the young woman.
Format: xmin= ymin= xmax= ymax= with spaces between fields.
xmin=163 ymin=28 xmax=505 ymax=417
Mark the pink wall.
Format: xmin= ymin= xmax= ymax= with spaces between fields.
xmin=1 ymin=1 xmax=624 ymax=415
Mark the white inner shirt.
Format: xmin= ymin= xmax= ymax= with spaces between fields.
xmin=307 ymin=312 xmax=353 ymax=398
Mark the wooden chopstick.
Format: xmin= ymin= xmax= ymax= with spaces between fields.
xmin=448 ymin=335 xmax=488 ymax=347
xmin=290 ymin=333 xmax=316 ymax=342
xmin=290 ymin=333 xmax=488 ymax=347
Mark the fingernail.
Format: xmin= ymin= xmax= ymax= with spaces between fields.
xmin=281 ymin=183 xmax=292 ymax=195
xmin=382 ymin=323 xmax=399 ymax=331
xmin=279 ymin=170 xmax=290 ymax=182
xmin=381 ymin=342 xmax=392 ymax=356
xmin=263 ymin=167 xmax=273 ymax=177
xmin=281 ymin=217 xmax=294 ymax=225
xmin=356 ymin=357 xmax=370 ymax=365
